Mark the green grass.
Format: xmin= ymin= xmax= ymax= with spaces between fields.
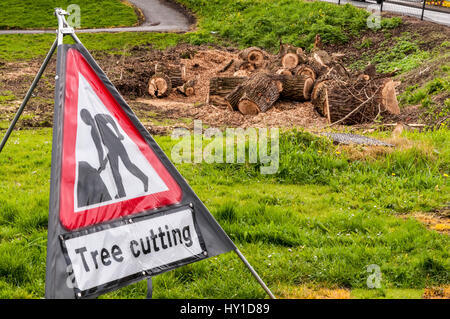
xmin=0 ymin=0 xmax=374 ymax=61
xmin=351 ymin=33 xmax=433 ymax=74
xmin=178 ymin=0 xmax=369 ymax=51
xmin=0 ymin=0 xmax=137 ymax=30
xmin=0 ymin=127 xmax=448 ymax=298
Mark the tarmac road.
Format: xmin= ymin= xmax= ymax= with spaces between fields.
xmin=0 ymin=0 xmax=192 ymax=34
xmin=0 ymin=0 xmax=448 ymax=35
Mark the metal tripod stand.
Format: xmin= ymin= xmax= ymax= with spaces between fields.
xmin=0 ymin=8 xmax=275 ymax=300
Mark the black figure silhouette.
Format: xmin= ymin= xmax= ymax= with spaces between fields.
xmin=80 ymin=108 xmax=149 ymax=200
xmin=77 ymin=161 xmax=112 ymax=208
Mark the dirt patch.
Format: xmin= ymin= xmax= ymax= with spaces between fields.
xmin=423 ymin=285 xmax=450 ymax=299
xmin=1 ymin=13 xmax=449 ymax=132
xmin=277 ymin=285 xmax=351 ymax=299
xmin=323 ymin=13 xmax=450 ymax=72
xmin=400 ymin=209 xmax=450 ymax=235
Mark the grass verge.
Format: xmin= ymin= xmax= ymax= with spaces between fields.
xmin=0 ymin=127 xmax=448 ymax=298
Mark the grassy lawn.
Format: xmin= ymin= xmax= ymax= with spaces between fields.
xmin=0 ymin=0 xmax=138 ymax=30
xmin=0 ymin=127 xmax=448 ymax=298
xmin=0 ymin=0 xmax=449 ymax=299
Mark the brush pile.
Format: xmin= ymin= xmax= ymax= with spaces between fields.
xmin=142 ymin=36 xmax=401 ymax=125
xmin=206 ymin=38 xmax=401 ymax=125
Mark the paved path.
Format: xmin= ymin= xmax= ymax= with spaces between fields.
xmin=0 ymin=0 xmax=191 ymax=35
xmin=321 ymin=0 xmax=450 ymax=26
xmin=0 ymin=0 xmax=448 ymax=35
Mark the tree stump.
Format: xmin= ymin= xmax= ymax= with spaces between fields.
xmin=148 ymin=74 xmax=172 ymax=98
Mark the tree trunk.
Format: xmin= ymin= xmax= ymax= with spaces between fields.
xmin=155 ymin=63 xmax=184 ymax=88
xmin=226 ymin=72 xmax=280 ymax=114
xmin=313 ymin=78 xmax=400 ymax=125
xmin=235 ymin=60 xmax=256 ymax=72
xmin=239 ymin=47 xmax=266 ymax=68
xmin=209 ymin=76 xmax=247 ymax=97
xmin=294 ymin=64 xmax=317 ymax=81
xmin=276 ymin=68 xmax=292 ymax=76
xmin=148 ymin=74 xmax=172 ymax=98
xmin=281 ymin=53 xmax=299 ymax=69
xmin=177 ymin=79 xmax=197 ymax=96
xmin=278 ymin=74 xmax=314 ymax=101
xmin=236 ymin=72 xmax=281 ymax=114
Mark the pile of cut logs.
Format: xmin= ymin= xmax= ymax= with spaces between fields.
xmin=147 ymin=63 xmax=196 ymax=98
xmin=208 ymin=39 xmax=401 ymax=125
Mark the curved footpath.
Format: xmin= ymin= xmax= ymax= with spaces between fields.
xmin=0 ymin=0 xmax=448 ymax=35
xmin=0 ymin=0 xmax=191 ymax=34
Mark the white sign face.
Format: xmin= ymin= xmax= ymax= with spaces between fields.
xmin=74 ymin=73 xmax=168 ymax=212
xmin=63 ymin=209 xmax=204 ymax=292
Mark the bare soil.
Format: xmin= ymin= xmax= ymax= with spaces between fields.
xmin=0 ymin=13 xmax=449 ymax=134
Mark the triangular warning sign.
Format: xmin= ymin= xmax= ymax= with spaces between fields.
xmin=60 ymin=48 xmax=182 ymax=230
xmin=46 ymin=44 xmax=235 ymax=299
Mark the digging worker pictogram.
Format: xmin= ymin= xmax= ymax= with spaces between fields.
xmin=80 ymin=108 xmax=149 ymax=200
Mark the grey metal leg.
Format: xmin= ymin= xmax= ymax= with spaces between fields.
xmin=146 ymin=278 xmax=153 ymax=299
xmin=0 ymin=38 xmax=58 ymax=153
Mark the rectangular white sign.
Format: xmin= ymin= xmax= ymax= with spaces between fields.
xmin=63 ymin=209 xmax=204 ymax=292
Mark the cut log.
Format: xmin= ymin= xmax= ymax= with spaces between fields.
xmin=209 ymin=76 xmax=247 ymax=97
xmin=276 ymin=68 xmax=293 ymax=76
xmin=237 ymin=73 xmax=281 ymax=114
xmin=305 ymin=58 xmax=328 ymax=79
xmin=281 ymin=53 xmax=299 ymax=69
xmin=225 ymin=85 xmax=245 ymax=111
xmin=311 ymin=80 xmax=330 ymax=117
xmin=235 ymin=60 xmax=256 ymax=72
xmin=148 ymin=74 xmax=172 ymax=98
xmin=239 ymin=47 xmax=265 ymax=67
xmin=226 ymin=72 xmax=280 ymax=114
xmin=233 ymin=70 xmax=250 ymax=77
xmin=278 ymin=74 xmax=314 ymax=101
xmin=295 ymin=65 xmax=316 ymax=82
xmin=154 ymin=63 xmax=184 ymax=88
xmin=313 ymin=78 xmax=401 ymax=125
xmin=218 ymin=59 xmax=235 ymax=73
xmin=177 ymin=79 xmax=196 ymax=96
xmin=312 ymin=50 xmax=332 ymax=67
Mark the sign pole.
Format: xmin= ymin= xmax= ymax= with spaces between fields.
xmin=235 ymin=248 xmax=276 ymax=299
xmin=0 ymin=38 xmax=58 ymax=153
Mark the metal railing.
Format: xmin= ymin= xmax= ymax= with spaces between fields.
xmin=332 ymin=0 xmax=450 ymax=23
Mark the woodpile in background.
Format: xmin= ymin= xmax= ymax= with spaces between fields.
xmin=146 ymin=37 xmax=401 ymax=126
xmin=148 ymin=63 xmax=195 ymax=98
xmin=206 ymin=41 xmax=401 ymax=125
